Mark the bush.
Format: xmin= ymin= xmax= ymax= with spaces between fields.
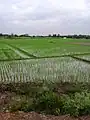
xmin=6 ymin=81 xmax=90 ymax=117
xmin=62 ymin=91 xmax=90 ymax=116
xmin=9 ymin=100 xmax=27 ymax=112
xmin=9 ymin=91 xmax=90 ymax=116
xmin=32 ymin=91 xmax=63 ymax=115
xmin=33 ymin=91 xmax=90 ymax=116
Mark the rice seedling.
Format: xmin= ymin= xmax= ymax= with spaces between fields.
xmin=0 ymin=57 xmax=90 ymax=83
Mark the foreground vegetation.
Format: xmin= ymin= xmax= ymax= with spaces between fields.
xmin=1 ymin=81 xmax=90 ymax=117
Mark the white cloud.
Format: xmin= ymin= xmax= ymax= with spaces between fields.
xmin=0 ymin=0 xmax=90 ymax=35
xmin=49 ymin=0 xmax=86 ymax=10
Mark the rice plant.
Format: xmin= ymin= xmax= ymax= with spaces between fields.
xmin=0 ymin=57 xmax=90 ymax=83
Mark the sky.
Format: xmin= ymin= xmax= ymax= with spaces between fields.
xmin=0 ymin=0 xmax=90 ymax=35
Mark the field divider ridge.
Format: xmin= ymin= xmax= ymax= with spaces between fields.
xmin=7 ymin=44 xmax=37 ymax=58
xmin=70 ymin=55 xmax=90 ymax=64
xmin=0 ymin=53 xmax=90 ymax=62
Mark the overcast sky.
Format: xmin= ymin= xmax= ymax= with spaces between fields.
xmin=0 ymin=0 xmax=90 ymax=35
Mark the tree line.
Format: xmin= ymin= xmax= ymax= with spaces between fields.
xmin=0 ymin=33 xmax=90 ymax=39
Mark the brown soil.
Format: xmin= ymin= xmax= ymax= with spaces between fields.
xmin=0 ymin=112 xmax=90 ymax=120
xmin=0 ymin=91 xmax=15 ymax=111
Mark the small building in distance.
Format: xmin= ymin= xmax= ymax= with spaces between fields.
xmin=63 ymin=37 xmax=67 ymax=39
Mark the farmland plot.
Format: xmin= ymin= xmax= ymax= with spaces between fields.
xmin=3 ymin=49 xmax=22 ymax=59
xmin=3 ymin=38 xmax=90 ymax=57
xmin=0 ymin=49 xmax=8 ymax=60
xmin=9 ymin=45 xmax=37 ymax=58
xmin=14 ymin=45 xmax=90 ymax=57
xmin=0 ymin=48 xmax=22 ymax=60
xmin=0 ymin=38 xmax=90 ymax=84
xmin=0 ymin=57 xmax=90 ymax=83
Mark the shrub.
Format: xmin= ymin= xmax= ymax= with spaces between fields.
xmin=33 ymin=91 xmax=63 ymax=115
xmin=9 ymin=100 xmax=27 ymax=112
xmin=6 ymin=81 xmax=90 ymax=117
xmin=62 ymin=91 xmax=90 ymax=116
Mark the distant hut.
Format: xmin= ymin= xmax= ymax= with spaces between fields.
xmin=63 ymin=37 xmax=67 ymax=39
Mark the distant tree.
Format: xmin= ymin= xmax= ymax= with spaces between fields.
xmin=14 ymin=34 xmax=18 ymax=37
xmin=32 ymin=35 xmax=35 ymax=38
xmin=57 ymin=34 xmax=60 ymax=37
xmin=48 ymin=34 xmax=52 ymax=37
xmin=0 ymin=33 xmax=3 ymax=37
xmin=53 ymin=34 xmax=57 ymax=37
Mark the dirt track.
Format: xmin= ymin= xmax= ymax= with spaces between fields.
xmin=0 ymin=112 xmax=90 ymax=120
